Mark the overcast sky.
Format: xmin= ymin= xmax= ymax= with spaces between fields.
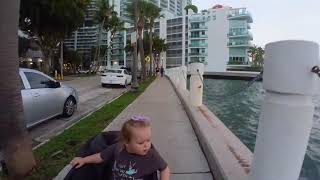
xmin=192 ymin=0 xmax=320 ymax=47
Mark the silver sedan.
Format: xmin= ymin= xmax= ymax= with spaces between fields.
xmin=19 ymin=68 xmax=78 ymax=128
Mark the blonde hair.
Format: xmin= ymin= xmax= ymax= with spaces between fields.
xmin=120 ymin=119 xmax=151 ymax=143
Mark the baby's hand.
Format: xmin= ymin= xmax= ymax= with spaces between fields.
xmin=70 ymin=157 xmax=86 ymax=169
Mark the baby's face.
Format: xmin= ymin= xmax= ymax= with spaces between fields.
xmin=126 ymin=126 xmax=152 ymax=155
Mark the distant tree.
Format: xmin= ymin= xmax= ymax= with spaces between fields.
xmin=125 ymin=40 xmax=134 ymax=55
xmin=19 ymin=0 xmax=90 ymax=74
xmin=93 ymin=0 xmax=116 ymax=67
xmin=65 ymin=50 xmax=82 ymax=73
xmin=18 ymin=36 xmax=30 ymax=57
xmin=126 ymin=0 xmax=149 ymax=80
xmin=106 ymin=15 xmax=125 ymax=68
xmin=248 ymin=45 xmax=264 ymax=68
xmin=0 ymin=1 xmax=36 ymax=179
xmin=153 ymin=36 xmax=168 ymax=67
xmin=255 ymin=47 xmax=265 ymax=67
xmin=145 ymin=2 xmax=162 ymax=76
xmin=184 ymin=4 xmax=198 ymax=15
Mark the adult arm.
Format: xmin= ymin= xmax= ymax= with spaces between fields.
xmin=70 ymin=153 xmax=104 ymax=169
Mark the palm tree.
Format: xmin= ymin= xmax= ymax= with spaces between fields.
xmin=248 ymin=45 xmax=258 ymax=66
xmin=0 ymin=1 xmax=36 ymax=178
xmin=248 ymin=45 xmax=264 ymax=67
xmin=104 ymin=15 xmax=125 ymax=67
xmin=127 ymin=0 xmax=148 ymax=80
xmin=184 ymin=4 xmax=198 ymax=15
xmin=153 ymin=36 xmax=168 ymax=67
xmin=145 ymin=2 xmax=162 ymax=76
xmin=256 ymin=47 xmax=265 ymax=67
xmin=94 ymin=0 xmax=116 ymax=70
xmin=19 ymin=0 xmax=90 ymax=74
xmin=132 ymin=0 xmax=139 ymax=89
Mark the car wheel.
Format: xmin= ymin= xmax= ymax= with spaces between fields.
xmin=63 ymin=97 xmax=77 ymax=117
xmin=123 ymin=80 xmax=128 ymax=88
xmin=102 ymin=83 xmax=106 ymax=87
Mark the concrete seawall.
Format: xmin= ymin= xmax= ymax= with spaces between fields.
xmin=167 ymin=75 xmax=253 ymax=180
xmin=190 ymin=71 xmax=261 ymax=81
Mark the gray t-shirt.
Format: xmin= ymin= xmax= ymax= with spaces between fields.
xmin=100 ymin=143 xmax=167 ymax=180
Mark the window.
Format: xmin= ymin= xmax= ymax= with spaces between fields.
xmin=25 ymin=72 xmax=51 ymax=89
xmin=105 ymin=70 xmax=122 ymax=74
xmin=20 ymin=76 xmax=25 ymax=90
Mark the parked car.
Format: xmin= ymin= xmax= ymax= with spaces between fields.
xmin=101 ymin=69 xmax=132 ymax=87
xmin=19 ymin=68 xmax=78 ymax=128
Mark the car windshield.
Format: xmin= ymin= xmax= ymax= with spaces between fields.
xmin=104 ymin=70 xmax=122 ymax=74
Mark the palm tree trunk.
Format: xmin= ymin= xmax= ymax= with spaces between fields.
xmin=138 ymin=20 xmax=146 ymax=80
xmin=94 ymin=18 xmax=106 ymax=72
xmin=43 ymin=49 xmax=53 ymax=75
xmin=138 ymin=28 xmax=146 ymax=80
xmin=131 ymin=0 xmax=139 ymax=89
xmin=0 ymin=1 xmax=36 ymax=179
xmin=60 ymin=41 xmax=64 ymax=79
xmin=149 ymin=26 xmax=153 ymax=76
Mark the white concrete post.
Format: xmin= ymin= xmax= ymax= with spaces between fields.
xmin=189 ymin=63 xmax=205 ymax=106
xmin=180 ymin=66 xmax=187 ymax=90
xmin=249 ymin=40 xmax=319 ymax=180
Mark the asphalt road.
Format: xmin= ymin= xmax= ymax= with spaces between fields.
xmin=28 ymin=75 xmax=127 ymax=147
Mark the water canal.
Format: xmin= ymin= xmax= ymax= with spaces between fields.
xmin=202 ymin=79 xmax=320 ymax=180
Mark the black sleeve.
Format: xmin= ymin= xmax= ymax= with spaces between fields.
xmin=151 ymin=147 xmax=168 ymax=171
xmin=100 ymin=143 xmax=117 ymax=161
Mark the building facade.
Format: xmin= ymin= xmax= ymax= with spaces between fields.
xmin=186 ymin=6 xmax=253 ymax=72
xmin=64 ymin=0 xmax=190 ymax=68
xmin=64 ymin=1 xmax=253 ymax=72
xmin=123 ymin=5 xmax=253 ymax=72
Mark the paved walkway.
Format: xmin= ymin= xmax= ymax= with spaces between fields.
xmin=104 ymin=77 xmax=213 ymax=180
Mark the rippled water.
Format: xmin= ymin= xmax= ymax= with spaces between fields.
xmin=202 ymin=79 xmax=320 ymax=180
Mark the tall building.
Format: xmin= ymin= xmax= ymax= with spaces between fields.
xmin=64 ymin=0 xmax=189 ymax=66
xmin=64 ymin=0 xmax=120 ymax=64
xmin=122 ymin=5 xmax=253 ymax=72
xmin=64 ymin=1 xmax=253 ymax=72
xmin=187 ymin=6 xmax=253 ymax=72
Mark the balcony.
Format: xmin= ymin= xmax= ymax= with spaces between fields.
xmin=167 ymin=38 xmax=183 ymax=42
xmin=189 ymin=25 xmax=208 ymax=31
xmin=168 ymin=45 xmax=183 ymax=50
xmin=167 ymin=30 xmax=183 ymax=35
xmin=228 ymin=31 xmax=253 ymax=40
xmin=189 ymin=17 xmax=208 ymax=22
xmin=228 ymin=8 xmax=253 ymax=23
xmin=189 ymin=52 xmax=207 ymax=57
xmin=189 ymin=34 xmax=208 ymax=39
xmin=227 ymin=41 xmax=253 ymax=47
xmin=189 ymin=43 xmax=208 ymax=48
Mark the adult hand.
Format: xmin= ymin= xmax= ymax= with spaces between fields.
xmin=70 ymin=157 xmax=86 ymax=169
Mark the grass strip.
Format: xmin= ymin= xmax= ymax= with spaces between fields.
xmin=20 ymin=77 xmax=155 ymax=180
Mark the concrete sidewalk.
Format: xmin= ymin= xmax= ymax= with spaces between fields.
xmin=104 ymin=77 xmax=213 ymax=180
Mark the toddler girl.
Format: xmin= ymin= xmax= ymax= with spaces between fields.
xmin=71 ymin=115 xmax=170 ymax=180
